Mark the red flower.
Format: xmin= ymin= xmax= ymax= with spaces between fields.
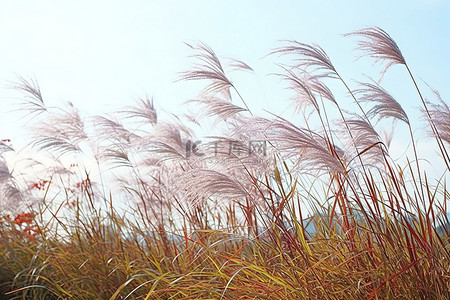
xmin=13 ymin=212 xmax=40 ymax=242
xmin=29 ymin=179 xmax=49 ymax=190
xmin=14 ymin=212 xmax=34 ymax=226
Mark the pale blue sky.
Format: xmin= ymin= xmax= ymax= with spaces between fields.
xmin=0 ymin=1 xmax=449 ymax=153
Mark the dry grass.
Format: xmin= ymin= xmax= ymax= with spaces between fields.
xmin=1 ymin=27 xmax=449 ymax=299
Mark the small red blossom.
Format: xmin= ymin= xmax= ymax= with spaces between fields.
xmin=14 ymin=212 xmax=34 ymax=225
xmin=29 ymin=179 xmax=49 ymax=191
xmin=13 ymin=212 xmax=40 ymax=242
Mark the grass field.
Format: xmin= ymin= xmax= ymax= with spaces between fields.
xmin=1 ymin=27 xmax=449 ymax=299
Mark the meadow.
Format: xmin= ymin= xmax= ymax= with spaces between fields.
xmin=0 ymin=27 xmax=449 ymax=299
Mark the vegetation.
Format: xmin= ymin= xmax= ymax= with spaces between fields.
xmin=1 ymin=27 xmax=449 ymax=299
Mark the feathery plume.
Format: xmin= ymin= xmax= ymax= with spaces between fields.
xmin=343 ymin=119 xmax=385 ymax=166
xmin=94 ymin=115 xmax=139 ymax=144
xmin=31 ymin=102 xmax=87 ymax=155
xmin=186 ymin=97 xmax=247 ymax=124
xmin=276 ymin=67 xmax=319 ymax=112
xmin=101 ymin=146 xmax=134 ymax=169
xmin=425 ymin=92 xmax=450 ymax=145
xmin=354 ymin=81 xmax=409 ymax=124
xmin=137 ymin=122 xmax=195 ymax=166
xmin=272 ymin=41 xmax=338 ymax=79
xmin=178 ymin=42 xmax=233 ymax=97
xmin=176 ymin=169 xmax=248 ymax=207
xmin=307 ymin=75 xmax=337 ymax=105
xmin=199 ymin=136 xmax=270 ymax=174
xmin=12 ymin=77 xmax=47 ymax=116
xmin=226 ymin=58 xmax=254 ymax=72
xmin=141 ymin=140 xmax=188 ymax=165
xmin=238 ymin=117 xmax=345 ymax=173
xmin=121 ymin=96 xmax=157 ymax=126
xmin=345 ymin=27 xmax=406 ymax=77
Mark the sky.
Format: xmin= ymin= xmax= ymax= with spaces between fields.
xmin=0 ymin=1 xmax=449 ymax=176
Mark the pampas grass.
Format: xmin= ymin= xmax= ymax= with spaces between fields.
xmin=0 ymin=27 xmax=449 ymax=299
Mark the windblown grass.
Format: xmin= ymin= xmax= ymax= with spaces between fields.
xmin=1 ymin=27 xmax=449 ymax=299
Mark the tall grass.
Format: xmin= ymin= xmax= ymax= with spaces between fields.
xmin=1 ymin=27 xmax=449 ymax=299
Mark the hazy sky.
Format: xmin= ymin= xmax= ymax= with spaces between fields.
xmin=0 ymin=1 xmax=449 ymax=156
